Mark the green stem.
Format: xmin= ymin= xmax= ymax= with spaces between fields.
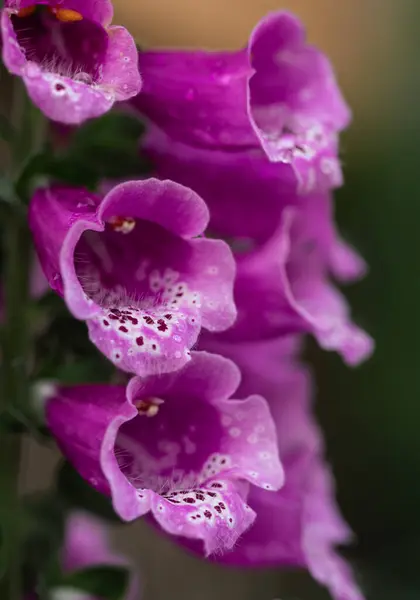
xmin=0 ymin=212 xmax=30 ymax=600
xmin=0 ymin=79 xmax=43 ymax=600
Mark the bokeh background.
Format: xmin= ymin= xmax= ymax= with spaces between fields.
xmin=24 ymin=1 xmax=419 ymax=598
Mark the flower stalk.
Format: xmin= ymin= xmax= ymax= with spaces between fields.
xmin=0 ymin=79 xmax=43 ymax=600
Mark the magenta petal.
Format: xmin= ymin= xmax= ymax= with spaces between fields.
xmin=279 ymin=208 xmax=374 ymax=365
xmin=329 ymin=237 xmax=367 ymax=283
xmin=223 ymin=200 xmax=373 ymax=365
xmin=194 ymin=339 xmax=365 ymax=600
xmin=47 ymin=384 xmax=142 ymax=521
xmin=248 ymin=11 xmax=350 ymax=160
xmin=101 ymin=26 xmax=142 ymax=101
xmin=150 ymin=479 xmax=256 ymax=556
xmin=99 ymin=179 xmax=209 ymax=238
xmin=23 ymin=65 xmax=115 ymax=124
xmin=29 ymin=186 xmax=103 ymax=317
xmin=1 ymin=11 xmax=26 ymax=74
xmin=135 ymin=49 xmax=254 ymax=149
xmin=86 ymin=302 xmax=200 ymax=377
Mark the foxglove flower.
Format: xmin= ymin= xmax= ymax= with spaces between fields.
xmin=226 ymin=196 xmax=373 ymax=365
xmin=1 ymin=0 xmax=141 ymax=123
xmin=29 ymin=180 xmax=236 ymax=376
xmin=197 ymin=338 xmax=365 ymax=600
xmin=57 ymin=511 xmax=138 ymax=600
xmin=134 ymin=11 xmax=350 ymax=193
xmin=46 ymin=352 xmax=284 ymax=555
xmin=143 ymin=134 xmax=372 ymax=365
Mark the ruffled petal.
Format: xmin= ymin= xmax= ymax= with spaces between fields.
xmin=279 ymin=208 xmax=374 ymax=365
xmin=190 ymin=339 xmax=365 ymax=599
xmin=23 ymin=65 xmax=115 ymax=124
xmin=248 ymin=11 xmax=350 ymax=158
xmin=101 ymin=26 xmax=142 ymax=101
xmin=150 ymin=479 xmax=256 ymax=556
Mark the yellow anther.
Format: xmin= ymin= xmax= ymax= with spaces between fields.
xmin=135 ymin=398 xmax=164 ymax=417
xmin=16 ymin=5 xmax=36 ymax=17
xmin=52 ymin=8 xmax=83 ymax=22
xmin=108 ymin=216 xmax=136 ymax=234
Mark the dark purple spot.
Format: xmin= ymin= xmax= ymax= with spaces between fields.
xmin=103 ymin=319 xmax=109 ymax=327
xmin=228 ymin=518 xmax=233 ymax=523
xmin=54 ymin=83 xmax=65 ymax=92
xmin=157 ymin=319 xmax=168 ymax=332
xmin=136 ymin=336 xmax=144 ymax=346
xmin=119 ymin=326 xmax=128 ymax=333
xmin=211 ymin=483 xmax=222 ymax=488
xmin=204 ymin=510 xmax=212 ymax=519
xmin=164 ymin=314 xmax=172 ymax=320
xmin=206 ymin=492 xmax=217 ymax=498
xmin=176 ymin=292 xmax=183 ymax=297
xmin=220 ymin=459 xmax=226 ymax=465
xmin=183 ymin=497 xmax=196 ymax=504
xmin=195 ymin=493 xmax=205 ymax=501
xmin=215 ymin=506 xmax=222 ymax=514
xmin=219 ymin=503 xmax=226 ymax=510
xmin=110 ymin=308 xmax=121 ymax=315
xmin=143 ymin=316 xmax=154 ymax=325
xmin=152 ymin=344 xmax=157 ymax=350
xmin=109 ymin=314 xmax=119 ymax=320
xmin=128 ymin=317 xmax=138 ymax=325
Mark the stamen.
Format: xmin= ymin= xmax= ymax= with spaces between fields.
xmin=135 ymin=397 xmax=164 ymax=418
xmin=16 ymin=6 xmax=36 ymax=17
xmin=108 ymin=216 xmax=136 ymax=234
xmin=50 ymin=8 xmax=83 ymax=22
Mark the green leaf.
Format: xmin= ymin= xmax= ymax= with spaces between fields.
xmin=33 ymin=306 xmax=114 ymax=383
xmin=56 ymin=461 xmax=122 ymax=523
xmin=55 ymin=565 xmax=129 ymax=600
xmin=68 ymin=111 xmax=150 ymax=181
xmin=14 ymin=112 xmax=151 ymax=199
